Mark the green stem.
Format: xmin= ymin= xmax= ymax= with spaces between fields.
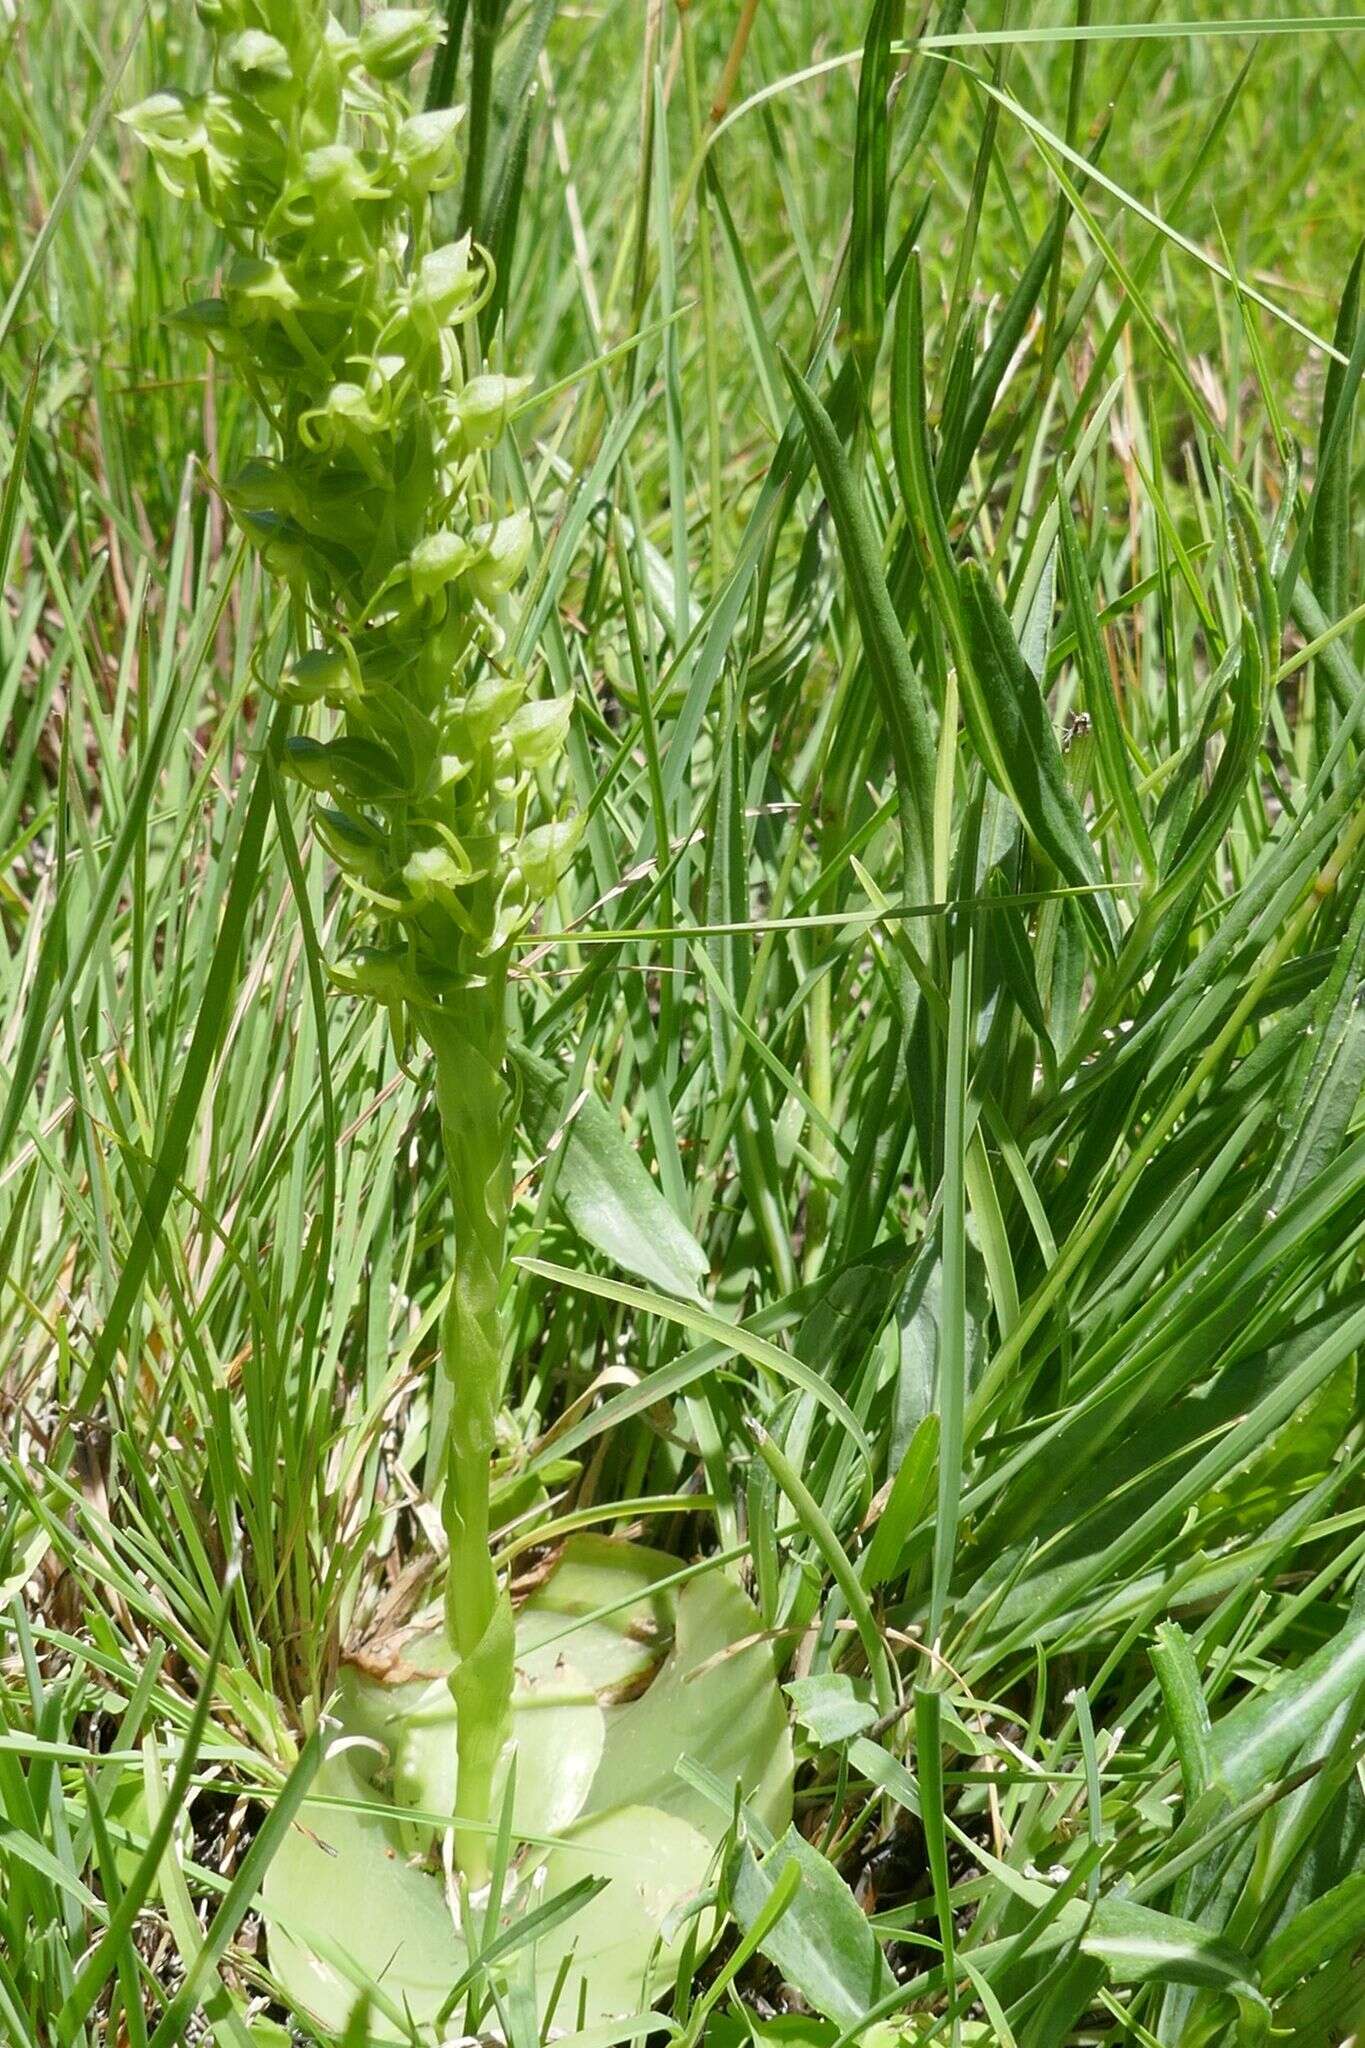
xmin=459 ymin=0 xmax=500 ymax=237
xmin=426 ymin=964 xmax=515 ymax=1888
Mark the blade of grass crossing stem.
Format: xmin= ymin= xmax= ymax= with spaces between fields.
xmin=1303 ymin=239 xmax=1365 ymax=765
xmin=677 ymin=1861 xmax=803 ymax=2048
xmin=459 ymin=0 xmax=500 ymax=234
xmin=944 ymin=204 xmax=1065 ymax=506
xmin=482 ymin=89 xmax=532 ymax=339
xmin=140 ymin=1737 xmax=256 ymax=2048
xmin=705 ymin=160 xmax=784 ymax=431
xmin=891 ymin=254 xmax=1002 ymax=778
xmin=478 ymin=0 xmax=554 ymax=243
xmin=891 ymin=0 xmax=968 ymax=184
xmin=652 ymin=74 xmax=690 ymax=652
xmin=892 ymin=259 xmax=1112 ymax=951
xmin=426 ymin=0 xmax=468 ymax=111
xmin=937 ymin=23 xmax=1008 ymax=415
xmin=1280 ymin=242 xmax=1365 ymax=618
xmin=85 ymin=1788 xmax=148 ymax=2048
xmin=1072 ymin=1686 xmax=1104 ymax=1900
xmin=266 ymin=754 xmax=337 ymax=1386
xmin=971 ymin=68 xmax=1339 ymax=367
xmin=650 ymin=309 xmax=842 ymax=846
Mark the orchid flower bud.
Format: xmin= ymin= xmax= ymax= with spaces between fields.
xmin=298 ymin=381 xmax=388 ymax=459
xmin=412 ymin=237 xmax=480 ymax=327
xmin=234 ymin=508 xmax=313 ymax=579
xmin=404 ymin=842 xmax=483 ymax=911
xmin=506 ymin=694 xmax=572 ymax=769
xmin=393 ymin=107 xmax=464 ymax=198
xmin=286 ymin=647 xmax=354 ymax=704
xmin=452 ymin=374 xmax=532 ymax=454
xmin=469 ymin=510 xmax=533 ymax=600
xmin=516 ymin=814 xmax=584 ymax=899
xmin=486 ymin=867 xmax=532 ymax=949
xmin=224 ymin=255 xmax=300 ymax=322
xmin=226 ymin=458 xmax=301 ymax=521
xmin=358 ymin=7 xmax=444 ymax=80
xmin=121 ymin=93 xmax=208 ymax=197
xmin=463 ymin=672 xmax=525 ymax=747
xmin=410 ymin=530 xmax=479 ymax=604
xmin=329 ymin=947 xmax=422 ymax=1004
xmin=305 ymin=141 xmax=383 ymax=209
xmin=323 ymin=15 xmax=361 ymax=65
xmin=314 ymin=808 xmax=390 ymax=887
xmin=224 ymin=29 xmax=294 ymax=118
xmin=170 ymin=299 xmax=244 ymax=362
xmin=200 ymin=93 xmax=284 ymax=210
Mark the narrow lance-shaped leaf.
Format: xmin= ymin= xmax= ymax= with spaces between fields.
xmin=1270 ymin=867 xmax=1365 ymax=1204
xmin=1309 ymin=240 xmax=1365 ymax=619
xmin=1278 ymin=235 xmax=1365 ymax=631
xmin=1151 ymin=610 xmax=1264 ymax=917
xmin=892 ymin=257 xmax=1114 ymax=952
xmin=779 ymin=350 xmax=936 ymax=923
xmin=859 ymin=1411 xmax=938 ymax=1590
xmin=963 ymin=1833 xmax=1265 ymax=2003
xmin=940 ymin=201 xmax=1066 ymax=506
xmin=1209 ymin=1588 xmax=1365 ymax=1803
xmin=930 ymin=787 xmax=979 ymax=1644
xmin=1058 ymin=484 xmax=1154 ymax=874
xmin=891 ymin=255 xmax=999 ymax=776
xmin=1262 ymin=1871 xmax=1365 ymax=1997
xmin=958 ymin=561 xmax=1116 ymax=952
xmin=915 ymin=1687 xmax=959 ymax=2014
xmin=1151 ymin=1621 xmax=1214 ymax=1803
xmin=849 ymin=0 xmax=895 ymax=376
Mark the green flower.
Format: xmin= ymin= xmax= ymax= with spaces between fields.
xmin=127 ymin=0 xmax=572 ymax=1009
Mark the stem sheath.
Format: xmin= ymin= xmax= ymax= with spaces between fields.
xmin=427 ymin=966 xmax=515 ymax=1886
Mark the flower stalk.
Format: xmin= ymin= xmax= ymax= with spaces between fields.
xmin=430 ymin=981 xmax=514 ymax=1886
xmin=128 ymin=0 xmax=577 ymax=1884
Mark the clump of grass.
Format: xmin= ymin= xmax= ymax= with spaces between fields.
xmin=5 ymin=4 xmax=1365 ymax=2045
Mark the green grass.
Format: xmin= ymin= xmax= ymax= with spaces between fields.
xmin=6 ymin=1 xmax=1365 ymax=2042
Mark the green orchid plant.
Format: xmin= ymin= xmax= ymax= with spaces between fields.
xmin=127 ymin=3 xmax=790 ymax=2036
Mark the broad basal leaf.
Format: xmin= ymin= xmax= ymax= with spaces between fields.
xmin=730 ymin=1824 xmax=894 ymax=2026
xmin=514 ymin=1044 xmax=709 ymax=1301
